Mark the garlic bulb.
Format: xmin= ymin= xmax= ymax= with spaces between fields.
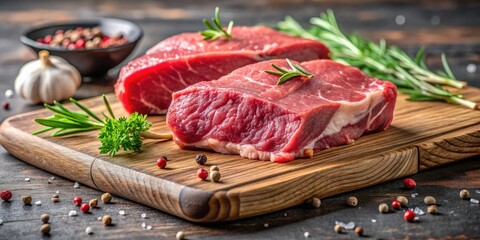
xmin=15 ymin=50 xmax=81 ymax=104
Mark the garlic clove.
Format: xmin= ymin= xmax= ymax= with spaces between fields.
xmin=15 ymin=61 xmax=43 ymax=103
xmin=14 ymin=51 xmax=81 ymax=104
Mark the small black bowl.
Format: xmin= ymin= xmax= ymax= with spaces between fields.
xmin=20 ymin=18 xmax=143 ymax=77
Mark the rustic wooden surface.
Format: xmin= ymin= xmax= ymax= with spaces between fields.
xmin=1 ymin=87 xmax=480 ymax=223
xmin=1 ymin=0 xmax=480 ymax=238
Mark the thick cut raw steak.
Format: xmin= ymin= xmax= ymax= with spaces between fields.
xmin=167 ymin=59 xmax=397 ymax=163
xmin=115 ymin=26 xmax=329 ymax=114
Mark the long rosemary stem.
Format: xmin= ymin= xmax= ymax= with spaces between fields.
xmin=276 ymin=10 xmax=477 ymax=110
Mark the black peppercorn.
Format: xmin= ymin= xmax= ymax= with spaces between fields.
xmin=195 ymin=154 xmax=207 ymax=165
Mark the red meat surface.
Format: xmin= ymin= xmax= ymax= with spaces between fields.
xmin=115 ymin=26 xmax=329 ymax=114
xmin=167 ymin=59 xmax=397 ymax=163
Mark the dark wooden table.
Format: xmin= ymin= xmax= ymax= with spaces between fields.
xmin=1 ymin=0 xmax=479 ymax=239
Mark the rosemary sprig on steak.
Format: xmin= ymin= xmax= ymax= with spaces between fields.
xmin=265 ymin=58 xmax=314 ymax=85
xmin=277 ymin=10 xmax=477 ymax=109
xmin=33 ymin=95 xmax=172 ymax=157
xmin=200 ymin=7 xmax=234 ymax=40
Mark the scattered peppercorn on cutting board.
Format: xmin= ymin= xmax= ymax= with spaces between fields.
xmin=1 ymin=90 xmax=480 ymax=222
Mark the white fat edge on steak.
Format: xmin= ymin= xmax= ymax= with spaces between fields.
xmin=301 ymin=81 xmax=387 ymax=151
xmin=261 ymin=43 xmax=279 ymax=52
xmin=177 ymin=138 xmax=295 ymax=162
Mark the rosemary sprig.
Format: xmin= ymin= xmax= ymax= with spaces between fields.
xmin=33 ymin=95 xmax=172 ymax=157
xmin=277 ymin=10 xmax=477 ymax=110
xmin=265 ymin=58 xmax=314 ymax=85
xmin=200 ymin=7 xmax=234 ymax=40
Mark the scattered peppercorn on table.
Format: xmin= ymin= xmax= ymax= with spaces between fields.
xmin=1 ymin=0 xmax=480 ymax=239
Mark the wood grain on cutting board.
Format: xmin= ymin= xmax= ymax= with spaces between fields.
xmin=1 ymin=89 xmax=479 ymax=222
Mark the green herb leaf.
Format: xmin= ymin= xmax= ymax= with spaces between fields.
xmin=265 ymin=58 xmax=314 ymax=85
xmin=98 ymin=113 xmax=152 ymax=157
xmin=32 ymin=127 xmax=55 ymax=135
xmin=441 ymin=53 xmax=457 ymax=81
xmin=277 ymin=72 xmax=302 ymax=85
xmin=103 ymin=94 xmax=116 ymax=119
xmin=276 ymin=10 xmax=477 ymax=109
xmin=69 ymin=98 xmax=104 ymax=123
xmin=51 ymin=127 xmax=99 ymax=137
xmin=33 ymin=96 xmax=172 ymax=157
xmin=35 ymin=118 xmax=94 ymax=129
xmin=200 ymin=7 xmax=234 ymax=40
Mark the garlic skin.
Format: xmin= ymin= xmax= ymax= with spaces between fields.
xmin=15 ymin=50 xmax=81 ymax=104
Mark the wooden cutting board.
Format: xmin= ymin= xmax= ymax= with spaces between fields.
xmin=1 ymin=90 xmax=479 ymax=222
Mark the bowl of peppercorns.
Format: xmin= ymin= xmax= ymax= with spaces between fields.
xmin=20 ymin=18 xmax=143 ymax=77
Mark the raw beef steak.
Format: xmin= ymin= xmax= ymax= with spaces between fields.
xmin=167 ymin=59 xmax=397 ymax=163
xmin=115 ymin=26 xmax=329 ymax=114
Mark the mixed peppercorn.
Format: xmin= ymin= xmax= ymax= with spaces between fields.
xmin=36 ymin=27 xmax=128 ymax=50
xmin=391 ymin=200 xmax=401 ymax=210
xmin=346 ymin=196 xmax=358 ymax=207
xmin=156 ymin=157 xmax=167 ymax=169
xmin=197 ymin=168 xmax=208 ymax=180
xmin=80 ymin=203 xmax=90 ymax=213
xmin=51 ymin=194 xmax=60 ymax=203
xmin=403 ymin=178 xmax=417 ymax=189
xmin=102 ymin=215 xmax=112 ymax=226
xmin=73 ymin=196 xmax=82 ymax=206
xmin=101 ymin=192 xmax=112 ymax=203
xmin=403 ymin=209 xmax=416 ymax=222
xmin=195 ymin=154 xmax=207 ymax=165
xmin=2 ymin=160 xmax=478 ymax=238
xmin=22 ymin=194 xmax=32 ymax=205
xmin=0 ymin=190 xmax=12 ymax=201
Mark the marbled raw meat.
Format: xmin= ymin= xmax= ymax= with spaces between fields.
xmin=115 ymin=26 xmax=329 ymax=114
xmin=167 ymin=59 xmax=397 ymax=163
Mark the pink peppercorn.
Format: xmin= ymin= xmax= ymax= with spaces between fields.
xmin=2 ymin=101 xmax=9 ymax=110
xmin=403 ymin=178 xmax=416 ymax=189
xmin=1 ymin=190 xmax=12 ymax=201
xmin=67 ymin=44 xmax=77 ymax=50
xmin=73 ymin=196 xmax=82 ymax=206
xmin=197 ymin=168 xmax=208 ymax=180
xmin=75 ymin=39 xmax=86 ymax=48
xmin=62 ymin=39 xmax=70 ymax=48
xmin=80 ymin=203 xmax=90 ymax=213
xmin=392 ymin=200 xmax=401 ymax=210
xmin=44 ymin=35 xmax=53 ymax=44
xmin=156 ymin=157 xmax=167 ymax=169
xmin=404 ymin=209 xmax=416 ymax=222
